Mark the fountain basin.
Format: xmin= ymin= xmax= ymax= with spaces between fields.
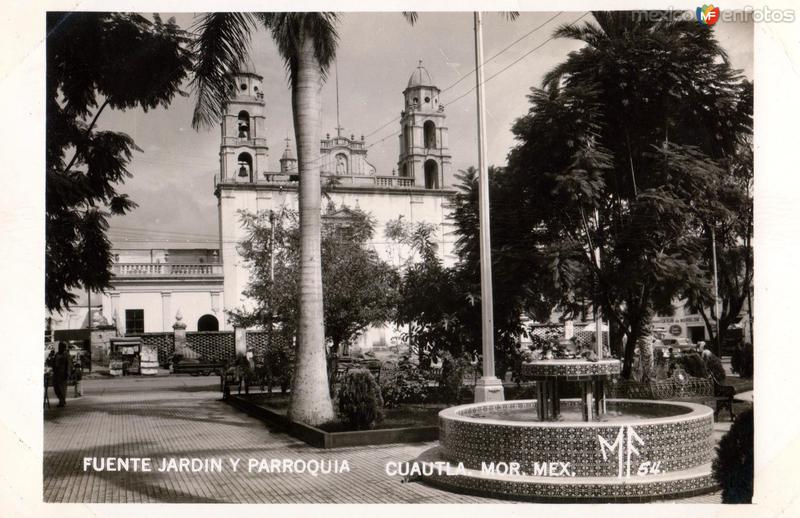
xmin=440 ymin=399 xmax=713 ymax=477
xmin=415 ymin=398 xmax=718 ymax=501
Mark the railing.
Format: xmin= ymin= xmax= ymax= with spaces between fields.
xmin=321 ymin=136 xmax=365 ymax=150
xmin=112 ymin=263 xmax=223 ymax=277
xmin=216 ymin=173 xmax=419 ymax=189
xmin=373 ymin=176 xmax=415 ymax=187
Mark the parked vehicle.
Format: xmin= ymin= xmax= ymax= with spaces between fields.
xmin=654 ymin=337 xmax=695 ymax=359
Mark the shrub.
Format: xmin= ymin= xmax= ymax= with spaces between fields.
xmin=704 ymin=352 xmax=726 ymax=382
xmin=731 ymin=342 xmax=754 ymax=378
xmin=380 ymin=364 xmax=429 ymax=408
xmin=680 ymin=352 xmax=708 ymax=378
xmin=713 ymin=408 xmax=754 ymax=503
xmin=337 ymin=368 xmax=383 ymax=430
xmin=440 ymin=352 xmax=472 ymax=405
xmin=265 ymin=340 xmax=294 ymax=393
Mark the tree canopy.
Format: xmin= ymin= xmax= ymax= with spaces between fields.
xmin=462 ymin=11 xmax=753 ymax=377
xmin=229 ymin=204 xmax=399 ymax=355
xmin=46 ymin=12 xmax=192 ymax=311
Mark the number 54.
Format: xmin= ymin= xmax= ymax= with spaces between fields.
xmin=636 ymin=461 xmax=662 ymax=476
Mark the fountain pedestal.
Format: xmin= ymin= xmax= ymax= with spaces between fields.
xmin=525 ymin=359 xmax=621 ymax=422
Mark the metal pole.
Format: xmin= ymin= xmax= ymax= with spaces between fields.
xmin=473 ymin=11 xmax=503 ymax=402
xmin=711 ymin=227 xmax=722 ymax=356
xmin=270 ymin=210 xmax=276 ymax=285
xmin=594 ymin=210 xmax=602 ymax=359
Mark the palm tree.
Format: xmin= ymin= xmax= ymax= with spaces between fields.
xmin=192 ymin=13 xmax=341 ymax=425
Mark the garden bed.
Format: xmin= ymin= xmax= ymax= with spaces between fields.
xmin=226 ymin=393 xmax=442 ymax=448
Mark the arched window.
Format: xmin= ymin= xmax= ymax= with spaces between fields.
xmin=237 ymin=111 xmax=250 ymax=139
xmin=237 ymin=152 xmax=253 ymax=181
xmin=423 ymin=121 xmax=436 ymax=149
xmin=401 ymin=163 xmax=409 ymax=178
xmin=424 ymin=160 xmax=439 ymax=189
xmin=197 ymin=314 xmax=219 ymax=332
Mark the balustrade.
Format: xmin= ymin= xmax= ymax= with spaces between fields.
xmin=112 ymin=263 xmax=222 ymax=277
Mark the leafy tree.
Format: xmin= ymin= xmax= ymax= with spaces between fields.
xmin=391 ymin=169 xmax=534 ymax=377
xmin=683 ymin=139 xmax=753 ymax=352
xmin=46 ymin=12 xmax=192 ymax=312
xmin=493 ymin=11 xmax=752 ymax=377
xmin=388 ymin=217 xmax=473 ymax=363
xmin=229 ymin=204 xmax=399 ymax=381
xmin=450 ymin=167 xmax=559 ymax=370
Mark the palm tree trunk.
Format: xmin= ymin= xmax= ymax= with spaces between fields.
xmin=287 ymin=34 xmax=335 ymax=425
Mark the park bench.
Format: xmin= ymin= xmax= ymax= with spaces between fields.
xmin=711 ymin=374 xmax=736 ymax=421
xmin=611 ymin=372 xmax=737 ymax=421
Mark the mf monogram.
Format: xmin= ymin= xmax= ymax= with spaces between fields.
xmin=598 ymin=425 xmax=644 ymax=478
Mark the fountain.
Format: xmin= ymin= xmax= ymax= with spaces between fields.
xmin=415 ymin=356 xmax=718 ymax=502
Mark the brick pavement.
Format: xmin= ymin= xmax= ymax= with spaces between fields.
xmin=44 ymin=376 xmax=724 ymax=504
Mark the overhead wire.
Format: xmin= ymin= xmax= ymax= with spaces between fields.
xmin=366 ymin=11 xmax=590 ymax=150
xmin=362 ymin=11 xmax=566 ymax=142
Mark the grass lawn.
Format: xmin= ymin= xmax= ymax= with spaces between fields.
xmin=243 ymin=393 xmax=446 ymax=432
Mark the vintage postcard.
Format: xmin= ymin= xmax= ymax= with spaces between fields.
xmin=2 ymin=0 xmax=798 ymax=516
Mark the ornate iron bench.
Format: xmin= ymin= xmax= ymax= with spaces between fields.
xmin=711 ymin=375 xmax=736 ymax=421
xmin=610 ymin=373 xmax=737 ymax=421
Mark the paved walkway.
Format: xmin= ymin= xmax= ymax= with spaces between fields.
xmin=44 ymin=376 xmax=726 ymax=504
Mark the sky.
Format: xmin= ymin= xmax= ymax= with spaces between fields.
xmin=99 ymin=11 xmax=754 ymax=249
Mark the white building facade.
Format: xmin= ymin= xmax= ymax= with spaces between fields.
xmin=216 ymin=63 xmax=459 ymax=339
xmin=99 ymin=246 xmax=225 ymax=334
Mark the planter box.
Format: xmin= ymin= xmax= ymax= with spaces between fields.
xmin=226 ymin=395 xmax=439 ymax=449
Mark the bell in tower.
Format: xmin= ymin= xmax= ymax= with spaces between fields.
xmin=397 ymin=61 xmax=452 ymax=189
xmin=219 ymin=61 xmax=269 ymax=183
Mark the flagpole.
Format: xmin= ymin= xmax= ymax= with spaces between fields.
xmin=473 ymin=11 xmax=504 ymax=402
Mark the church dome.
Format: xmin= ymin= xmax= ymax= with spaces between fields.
xmin=281 ymin=141 xmax=296 ymax=161
xmin=407 ymin=61 xmax=434 ymax=88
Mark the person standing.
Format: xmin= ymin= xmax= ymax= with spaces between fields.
xmin=52 ymin=341 xmax=72 ymax=408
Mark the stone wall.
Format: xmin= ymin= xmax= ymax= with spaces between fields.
xmin=185 ymin=331 xmax=235 ymax=363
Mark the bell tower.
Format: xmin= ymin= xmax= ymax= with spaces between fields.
xmin=397 ymin=61 xmax=452 ymax=189
xmin=220 ymin=65 xmax=268 ymax=182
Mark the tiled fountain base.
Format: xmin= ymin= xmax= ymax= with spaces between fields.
xmin=415 ymin=398 xmax=719 ymax=502
xmin=415 ymin=447 xmax=718 ymax=502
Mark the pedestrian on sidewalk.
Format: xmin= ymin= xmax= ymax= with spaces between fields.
xmin=52 ymin=341 xmax=72 ymax=408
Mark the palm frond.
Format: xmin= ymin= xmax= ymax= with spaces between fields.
xmin=542 ymin=61 xmax=572 ymax=91
xmin=553 ymin=20 xmax=605 ymax=46
xmin=190 ymin=13 xmax=260 ymax=129
xmin=259 ymin=13 xmax=340 ymax=83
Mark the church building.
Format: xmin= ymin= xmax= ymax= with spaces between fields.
xmin=215 ymin=62 xmax=459 ymax=336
